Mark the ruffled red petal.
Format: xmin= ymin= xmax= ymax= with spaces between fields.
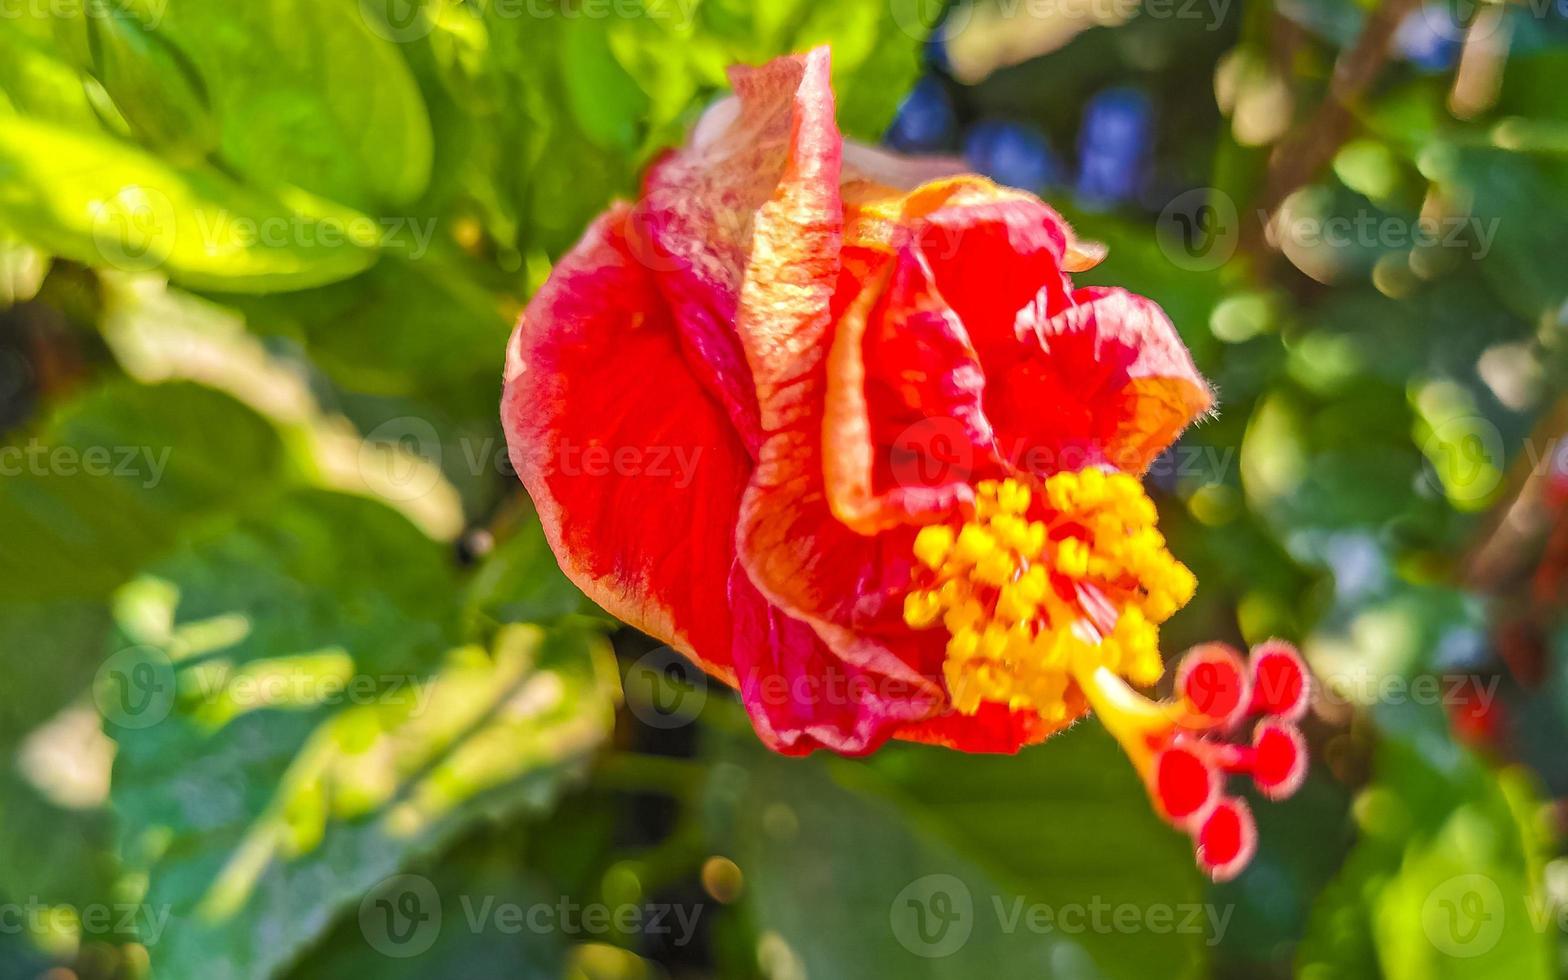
xmin=502 ymin=206 xmax=748 ymax=685
xmin=823 ymin=241 xmax=999 ymax=536
xmin=634 ymin=48 xmax=843 ymax=454
xmin=729 ymin=565 xmax=940 ymax=756
xmin=892 ymin=700 xmax=1077 ymax=753
xmin=994 ymin=285 xmax=1214 ymax=474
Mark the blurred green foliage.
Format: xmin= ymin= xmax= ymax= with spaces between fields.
xmin=2 ymin=0 xmax=1568 ymax=978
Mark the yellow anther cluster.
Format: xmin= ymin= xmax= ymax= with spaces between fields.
xmin=902 ymin=471 xmax=1197 ymax=719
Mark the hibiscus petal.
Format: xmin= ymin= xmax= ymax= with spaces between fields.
xmin=729 ymin=565 xmax=940 ymax=756
xmin=841 ymin=139 xmax=968 ymax=193
xmin=502 ymin=205 xmax=748 ymax=684
xmin=893 ymin=700 xmax=1076 ymax=753
xmin=724 ymin=50 xmax=964 ymax=707
xmin=994 ymin=285 xmax=1214 ymax=474
xmin=823 ymin=241 xmax=997 ymax=535
xmin=634 ymin=47 xmax=842 ymax=454
xmin=914 ymin=190 xmax=1078 ymax=363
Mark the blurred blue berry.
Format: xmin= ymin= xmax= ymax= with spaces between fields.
xmin=962 ymin=119 xmax=1061 ymax=191
xmin=884 ymin=76 xmax=957 ymax=154
xmin=1076 ymin=88 xmax=1153 ymax=207
xmin=1394 ymin=10 xmax=1461 ymax=72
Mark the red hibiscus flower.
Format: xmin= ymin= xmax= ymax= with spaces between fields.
xmin=502 ymin=47 xmax=1309 ymax=879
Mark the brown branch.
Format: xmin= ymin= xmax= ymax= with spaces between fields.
xmin=1247 ymin=0 xmax=1422 ymax=252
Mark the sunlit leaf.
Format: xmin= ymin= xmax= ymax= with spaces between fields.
xmin=0 ymin=116 xmax=379 ymax=293
xmin=1297 ymin=705 xmax=1553 ymax=980
xmin=141 ymin=0 xmax=434 ymax=209
xmin=108 ymin=491 xmax=618 ymax=979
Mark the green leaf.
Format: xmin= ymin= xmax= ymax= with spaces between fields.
xmin=0 ymin=24 xmax=105 ymax=129
xmin=97 ymin=275 xmax=467 ymax=539
xmin=222 ymin=254 xmax=512 ymax=407
xmin=0 ymin=380 xmax=289 ymax=922
xmin=80 ymin=2 xmax=219 ymax=162
xmin=462 ymin=516 xmax=590 ymax=635
xmin=562 ymin=18 xmax=651 ymax=151
xmin=0 ymin=732 xmax=118 ymax=913
xmin=0 ymin=378 xmax=288 ymax=791
xmin=482 ymin=10 xmax=638 ymax=258
xmin=0 ymin=381 xmax=287 ymax=603
xmin=1419 ymin=145 xmax=1568 ymax=321
xmin=1296 ymin=705 xmax=1554 ymax=980
xmin=285 ymin=836 xmax=566 ymax=979
xmin=0 ymin=116 xmax=379 ymax=292
xmin=794 ymin=0 xmax=924 ymax=139
xmin=0 ymin=603 xmax=114 ymax=749
xmin=147 ymin=0 xmax=433 ymax=209
xmin=708 ymin=726 xmax=1208 ymax=979
xmin=108 ymin=490 xmax=618 ymax=979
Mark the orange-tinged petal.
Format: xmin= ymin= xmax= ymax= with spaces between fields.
xmin=635 ymin=47 xmax=844 ymax=453
xmin=724 ymin=64 xmax=967 ymax=709
xmin=996 ymin=285 xmax=1214 ymax=474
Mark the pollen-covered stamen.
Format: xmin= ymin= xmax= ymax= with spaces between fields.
xmin=902 ymin=470 xmax=1196 ymax=721
xmin=1071 ymin=640 xmax=1312 ymax=881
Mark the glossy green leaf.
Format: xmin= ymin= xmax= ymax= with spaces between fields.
xmin=0 ymin=116 xmax=380 ymax=292
xmin=0 ymin=23 xmax=105 ymax=129
xmin=1296 ymin=705 xmax=1553 ymax=980
xmin=146 ymin=0 xmax=433 ymax=209
xmin=108 ymin=491 xmax=618 ymax=979
xmin=708 ymin=726 xmax=1208 ymax=979
xmin=80 ymin=3 xmax=219 ymax=162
